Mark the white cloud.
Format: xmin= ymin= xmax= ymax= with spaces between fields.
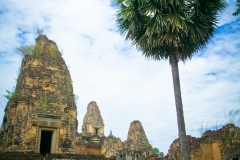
xmin=0 ymin=0 xmax=239 ymax=154
xmin=219 ymin=0 xmax=239 ymax=26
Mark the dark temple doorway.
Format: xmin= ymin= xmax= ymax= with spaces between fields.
xmin=40 ymin=130 xmax=53 ymax=155
xmin=95 ymin=128 xmax=98 ymax=135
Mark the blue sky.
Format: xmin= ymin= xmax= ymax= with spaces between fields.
xmin=0 ymin=0 xmax=240 ymax=154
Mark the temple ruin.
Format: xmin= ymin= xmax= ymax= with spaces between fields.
xmin=0 ymin=35 xmax=152 ymax=159
xmin=81 ymin=101 xmax=105 ymax=142
xmin=162 ymin=124 xmax=240 ymax=160
xmin=0 ymin=35 xmax=77 ymax=155
xmin=1 ymin=35 xmax=238 ymax=160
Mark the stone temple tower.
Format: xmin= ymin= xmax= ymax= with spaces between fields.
xmin=125 ymin=120 xmax=151 ymax=151
xmin=81 ymin=101 xmax=104 ymax=142
xmin=1 ymin=35 xmax=78 ymax=155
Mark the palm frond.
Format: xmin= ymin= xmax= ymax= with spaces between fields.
xmin=114 ymin=0 xmax=227 ymax=62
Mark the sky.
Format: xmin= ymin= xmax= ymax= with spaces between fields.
xmin=0 ymin=0 xmax=240 ymax=155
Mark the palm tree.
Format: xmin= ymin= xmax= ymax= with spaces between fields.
xmin=233 ymin=0 xmax=240 ymax=16
xmin=114 ymin=0 xmax=226 ymax=159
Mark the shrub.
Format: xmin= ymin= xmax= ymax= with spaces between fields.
xmin=3 ymin=90 xmax=18 ymax=100
xmin=16 ymin=44 xmax=34 ymax=57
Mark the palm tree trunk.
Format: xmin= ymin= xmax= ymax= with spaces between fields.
xmin=170 ymin=52 xmax=191 ymax=160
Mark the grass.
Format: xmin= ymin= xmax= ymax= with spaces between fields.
xmin=141 ymin=141 xmax=151 ymax=150
xmin=3 ymin=90 xmax=18 ymax=100
xmin=33 ymin=42 xmax=45 ymax=56
xmin=16 ymin=44 xmax=34 ymax=57
xmin=17 ymin=39 xmax=62 ymax=58
xmin=50 ymin=47 xmax=59 ymax=57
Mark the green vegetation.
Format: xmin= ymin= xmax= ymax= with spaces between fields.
xmin=141 ymin=141 xmax=151 ymax=150
xmin=3 ymin=90 xmax=18 ymax=100
xmin=50 ymin=46 xmax=60 ymax=57
xmin=3 ymin=67 xmax=20 ymax=100
xmin=152 ymin=148 xmax=164 ymax=157
xmin=33 ymin=42 xmax=45 ymax=56
xmin=16 ymin=44 xmax=34 ymax=57
xmin=16 ymin=28 xmax=61 ymax=58
xmin=223 ymin=135 xmax=233 ymax=141
xmin=16 ymin=43 xmax=44 ymax=57
xmin=223 ymin=129 xmax=240 ymax=145
xmin=233 ymin=0 xmax=240 ymax=16
xmin=16 ymin=43 xmax=55 ymax=57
